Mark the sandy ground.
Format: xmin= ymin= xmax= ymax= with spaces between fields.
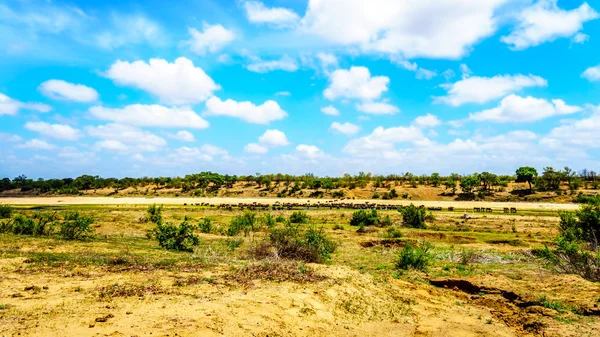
xmin=0 ymin=196 xmax=580 ymax=211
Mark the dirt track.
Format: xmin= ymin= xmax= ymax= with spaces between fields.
xmin=0 ymin=196 xmax=580 ymax=211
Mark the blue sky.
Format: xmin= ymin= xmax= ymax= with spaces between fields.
xmin=1 ymin=0 xmax=600 ymax=178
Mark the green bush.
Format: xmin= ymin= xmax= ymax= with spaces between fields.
xmin=198 ymin=218 xmax=212 ymax=233
xmin=154 ymin=217 xmax=200 ymax=251
xmin=380 ymin=215 xmax=393 ymax=227
xmin=349 ymin=209 xmax=379 ymax=227
xmin=262 ymin=213 xmax=276 ymax=227
xmin=275 ymin=215 xmax=286 ymax=223
xmin=399 ymin=204 xmax=428 ymax=229
xmin=396 ymin=241 xmax=433 ymax=271
xmin=0 ymin=205 xmax=13 ymax=219
xmin=260 ymin=223 xmax=337 ymax=263
xmin=147 ymin=204 xmax=163 ymax=225
xmin=383 ymin=227 xmax=403 ymax=239
xmin=289 ymin=211 xmax=309 ymax=224
xmin=59 ymin=212 xmax=94 ymax=240
xmin=227 ymin=212 xmax=257 ymax=236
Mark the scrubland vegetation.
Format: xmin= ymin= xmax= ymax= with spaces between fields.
xmin=3 ymin=166 xmax=600 ymax=203
xmin=1 ymin=198 xmax=599 ymax=336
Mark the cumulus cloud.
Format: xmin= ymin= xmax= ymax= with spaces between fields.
xmin=541 ymin=105 xmax=600 ymax=149
xmin=89 ymin=104 xmax=209 ymax=129
xmin=105 ymin=57 xmax=220 ymax=105
xmin=25 ymin=122 xmax=82 ymax=141
xmin=330 ymin=122 xmax=360 ymax=135
xmin=435 ymin=74 xmax=547 ymax=106
xmin=356 ymin=101 xmax=399 ymax=115
xmin=301 ymin=0 xmax=509 ymax=59
xmin=502 ymin=0 xmax=598 ymax=50
xmin=468 ymin=94 xmax=581 ymax=123
xmin=343 ymin=125 xmax=427 ymax=156
xmin=205 ymin=97 xmax=287 ymax=124
xmin=95 ymin=14 xmax=163 ymax=49
xmin=245 ymin=129 xmax=289 ymax=154
xmin=171 ymin=130 xmax=195 ymax=142
xmin=415 ymin=68 xmax=437 ymax=80
xmin=0 ymin=93 xmax=51 ymax=115
xmin=324 ymin=67 xmax=390 ymax=101
xmin=171 ymin=145 xmax=228 ymax=162
xmin=295 ymin=144 xmax=324 ymax=159
xmin=247 ymin=55 xmax=298 ymax=73
xmin=18 ymin=139 xmax=56 ymax=150
xmin=316 ymin=52 xmax=338 ymax=69
xmin=87 ymin=124 xmax=167 ymax=152
xmin=244 ymin=1 xmax=300 ymax=28
xmin=582 ymin=64 xmax=600 ymax=81
xmin=413 ymin=114 xmax=442 ymax=128
xmin=186 ymin=23 xmax=235 ymax=55
xmin=38 ymin=79 xmax=98 ymax=102
xmin=321 ymin=105 xmax=339 ymax=116
xmin=572 ymin=32 xmax=590 ymax=44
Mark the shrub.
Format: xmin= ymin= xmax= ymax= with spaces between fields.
xmin=380 ymin=215 xmax=393 ymax=227
xmin=275 ymin=215 xmax=286 ymax=223
xmin=383 ymin=227 xmax=403 ymax=239
xmin=227 ymin=212 xmax=257 ymax=236
xmin=395 ymin=241 xmax=433 ymax=271
xmin=332 ymin=190 xmax=345 ymax=198
xmin=289 ymin=211 xmax=309 ymax=224
xmin=333 ymin=224 xmax=344 ymax=230
xmin=349 ymin=209 xmax=379 ymax=228
xmin=59 ymin=212 xmax=94 ymax=240
xmin=399 ymin=204 xmax=428 ymax=229
xmin=0 ymin=205 xmax=13 ymax=219
xmin=198 ymin=218 xmax=212 ymax=233
xmin=262 ymin=213 xmax=276 ymax=228
xmin=154 ymin=217 xmax=200 ymax=251
xmin=0 ymin=213 xmax=57 ymax=236
xmin=372 ymin=193 xmax=380 ymax=199
xmin=147 ymin=204 xmax=163 ymax=225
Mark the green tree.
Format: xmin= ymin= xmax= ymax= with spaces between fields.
xmin=515 ymin=166 xmax=538 ymax=192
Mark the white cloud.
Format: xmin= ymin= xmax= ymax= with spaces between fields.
xmin=415 ymin=68 xmax=437 ymax=80
xmin=245 ymin=129 xmax=289 ymax=154
xmin=95 ymin=14 xmax=163 ymax=50
xmin=582 ymin=64 xmax=600 ymax=82
xmin=356 ymin=101 xmax=399 ymax=115
xmin=542 ymin=105 xmax=600 ymax=149
xmin=442 ymin=69 xmax=456 ymax=81
xmin=295 ymin=144 xmax=324 ymax=159
xmin=0 ymin=93 xmax=51 ymax=115
xmin=324 ymin=67 xmax=389 ymax=101
xmin=468 ymin=94 xmax=581 ymax=123
xmin=186 ymin=23 xmax=235 ymax=55
xmin=258 ymin=129 xmax=289 ymax=147
xmin=330 ymin=122 xmax=360 ymax=135
xmin=247 ymin=55 xmax=298 ymax=73
xmin=435 ymin=74 xmax=547 ymax=106
xmin=502 ymin=0 xmax=598 ymax=50
xmin=413 ymin=114 xmax=442 ymax=128
xmin=244 ymin=1 xmax=300 ymax=28
xmin=0 ymin=132 xmax=22 ymax=143
xmin=343 ymin=125 xmax=427 ymax=157
xmin=105 ymin=57 xmax=220 ymax=105
xmin=205 ymin=96 xmax=287 ymax=124
xmin=301 ymin=0 xmax=509 ymax=59
xmin=572 ymin=32 xmax=589 ymax=44
xmin=171 ymin=145 xmax=228 ymax=162
xmin=244 ymin=143 xmax=268 ymax=154
xmin=89 ymin=104 xmax=209 ymax=129
xmin=38 ymin=79 xmax=98 ymax=102
xmin=25 ymin=122 xmax=82 ymax=141
xmin=18 ymin=139 xmax=56 ymax=150
xmin=275 ymin=91 xmax=291 ymax=96
xmin=321 ymin=105 xmax=340 ymax=116
xmin=460 ymin=64 xmax=473 ymax=78
xmin=172 ymin=130 xmax=195 ymax=142
xmin=87 ymin=124 xmax=167 ymax=152
xmin=316 ymin=52 xmax=338 ymax=69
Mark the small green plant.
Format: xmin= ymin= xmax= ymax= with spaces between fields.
xmin=225 ymin=238 xmax=244 ymax=251
xmin=146 ymin=204 xmax=163 ymax=225
xmin=459 ymin=249 xmax=476 ymax=265
xmin=0 ymin=205 xmax=13 ymax=219
xmin=395 ymin=241 xmax=433 ymax=271
xmin=154 ymin=217 xmax=200 ymax=251
xmin=399 ymin=204 xmax=428 ymax=229
xmin=198 ymin=218 xmax=212 ymax=233
xmin=289 ymin=211 xmax=309 ymax=224
xmin=333 ymin=224 xmax=344 ymax=230
xmin=349 ymin=209 xmax=379 ymax=228
xmin=380 ymin=215 xmax=393 ymax=227
xmin=227 ymin=212 xmax=257 ymax=236
xmin=383 ymin=227 xmax=403 ymax=238
xmin=262 ymin=213 xmax=276 ymax=227
xmin=59 ymin=212 xmax=94 ymax=240
xmin=275 ymin=215 xmax=286 ymax=223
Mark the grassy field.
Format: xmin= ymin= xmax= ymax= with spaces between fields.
xmin=0 ymin=202 xmax=599 ymax=336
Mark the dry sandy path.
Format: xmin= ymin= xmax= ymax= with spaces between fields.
xmin=0 ymin=196 xmax=580 ymax=211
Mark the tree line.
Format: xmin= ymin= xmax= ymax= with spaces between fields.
xmin=1 ymin=166 xmax=599 ymax=196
